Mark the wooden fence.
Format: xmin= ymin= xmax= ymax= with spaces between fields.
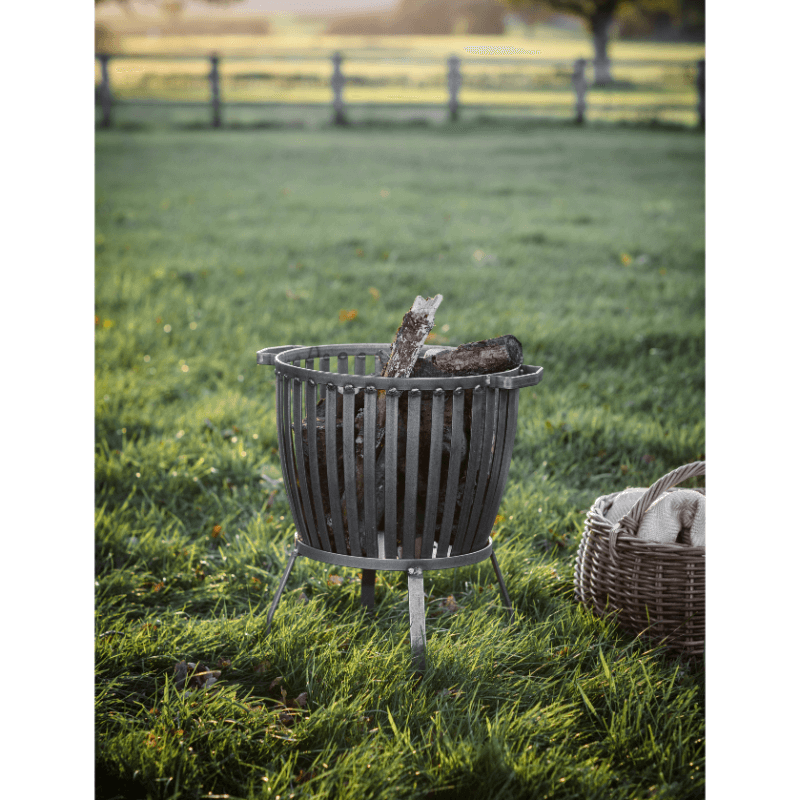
xmin=95 ymin=51 xmax=705 ymax=129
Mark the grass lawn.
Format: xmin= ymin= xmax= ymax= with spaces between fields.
xmin=95 ymin=121 xmax=705 ymax=799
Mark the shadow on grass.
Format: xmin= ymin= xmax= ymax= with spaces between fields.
xmin=95 ymin=764 xmax=144 ymax=800
xmin=97 ymin=112 xmax=702 ymax=135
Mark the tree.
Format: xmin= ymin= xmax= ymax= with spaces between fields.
xmin=505 ymin=1 xmax=686 ymax=85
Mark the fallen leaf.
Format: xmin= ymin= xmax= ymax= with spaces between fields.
xmin=296 ymin=769 xmax=314 ymax=784
xmin=327 ymin=575 xmax=344 ymax=586
xmin=443 ymin=595 xmax=459 ymax=613
xmin=279 ymin=711 xmax=295 ymax=727
xmin=295 ymin=692 xmax=308 ymax=708
xmin=268 ymin=676 xmax=284 ymax=691
xmin=174 ymin=660 xmax=220 ymax=692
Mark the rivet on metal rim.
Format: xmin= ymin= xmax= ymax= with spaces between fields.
xmin=344 ymin=384 xmax=355 ymax=394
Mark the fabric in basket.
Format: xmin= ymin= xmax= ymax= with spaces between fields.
xmin=605 ymin=488 xmax=705 ymax=547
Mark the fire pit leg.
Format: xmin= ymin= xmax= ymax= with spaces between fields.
xmin=490 ymin=551 xmax=515 ymax=625
xmin=407 ymin=567 xmax=427 ymax=672
xmin=265 ymin=543 xmax=299 ymax=635
xmin=361 ymin=569 xmax=376 ymax=609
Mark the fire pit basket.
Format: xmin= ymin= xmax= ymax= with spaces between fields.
xmin=257 ymin=343 xmax=543 ymax=670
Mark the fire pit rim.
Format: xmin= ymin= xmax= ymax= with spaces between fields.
xmin=257 ymin=343 xmax=543 ymax=391
xmin=294 ymin=533 xmax=496 ymax=571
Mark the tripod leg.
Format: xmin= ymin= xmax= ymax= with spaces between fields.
xmin=407 ymin=567 xmax=426 ymax=673
xmin=490 ymin=551 xmax=515 ymax=625
xmin=361 ymin=569 xmax=376 ymax=610
xmin=265 ymin=545 xmax=299 ymax=635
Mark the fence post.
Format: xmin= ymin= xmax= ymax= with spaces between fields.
xmin=572 ymin=58 xmax=587 ymax=124
xmin=696 ymin=58 xmax=705 ymax=129
xmin=331 ymin=51 xmax=346 ymax=125
xmin=447 ymin=55 xmax=462 ymax=122
xmin=209 ymin=53 xmax=221 ymax=128
xmin=98 ymin=53 xmax=112 ymax=129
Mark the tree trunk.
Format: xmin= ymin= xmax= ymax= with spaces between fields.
xmin=590 ymin=6 xmax=616 ymax=86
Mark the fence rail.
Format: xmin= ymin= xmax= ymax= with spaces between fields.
xmin=95 ymin=51 xmax=705 ymax=129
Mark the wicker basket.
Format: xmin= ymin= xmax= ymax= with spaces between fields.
xmin=574 ymin=461 xmax=705 ymax=656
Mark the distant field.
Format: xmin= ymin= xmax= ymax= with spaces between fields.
xmin=97 ymin=30 xmax=704 ymax=126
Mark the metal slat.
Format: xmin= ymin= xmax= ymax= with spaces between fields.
xmin=463 ymin=386 xmax=498 ymax=552
xmin=273 ymin=370 xmax=295 ymax=536
xmin=342 ymin=386 xmax=362 ymax=556
xmin=470 ymin=388 xmax=509 ymax=552
xmin=403 ymin=389 xmax=422 ymax=560
xmin=383 ymin=389 xmax=399 ymax=559
xmin=481 ymin=389 xmax=520 ymax=547
xmin=437 ymin=387 xmax=464 ymax=557
xmin=490 ymin=551 xmax=515 ymax=624
xmin=325 ymin=383 xmax=348 ymax=554
xmin=362 ymin=387 xmax=378 ymax=558
xmin=265 ymin=542 xmax=299 ymax=635
xmin=407 ymin=567 xmax=426 ymax=673
xmin=355 ymin=353 xmax=366 ymax=375
xmin=318 ymin=356 xmax=330 ymax=401
xmin=281 ymin=374 xmax=309 ymax=544
xmin=420 ymin=389 xmax=445 ymax=559
xmin=451 ymin=386 xmax=486 ymax=555
xmin=293 ymin=377 xmax=321 ymax=550
xmin=361 ymin=569 xmax=376 ymax=609
xmin=305 ymin=375 xmax=330 ymax=552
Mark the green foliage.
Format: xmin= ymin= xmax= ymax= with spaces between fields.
xmin=96 ymin=123 xmax=704 ymax=799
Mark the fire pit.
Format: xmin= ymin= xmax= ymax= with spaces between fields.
xmin=257 ymin=342 xmax=543 ymax=671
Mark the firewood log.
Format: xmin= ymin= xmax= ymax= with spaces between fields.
xmin=411 ymin=335 xmax=523 ymax=378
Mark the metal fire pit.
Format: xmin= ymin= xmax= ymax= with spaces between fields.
xmin=257 ymin=343 xmax=543 ymax=671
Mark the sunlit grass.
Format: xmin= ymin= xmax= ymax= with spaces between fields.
xmin=95 ymin=123 xmax=704 ymax=800
xmin=117 ymin=32 xmax=704 ymax=62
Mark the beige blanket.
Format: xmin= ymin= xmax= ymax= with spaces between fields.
xmin=605 ymin=488 xmax=705 ymax=547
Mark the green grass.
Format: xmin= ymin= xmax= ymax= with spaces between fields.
xmin=95 ymin=122 xmax=704 ymax=799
